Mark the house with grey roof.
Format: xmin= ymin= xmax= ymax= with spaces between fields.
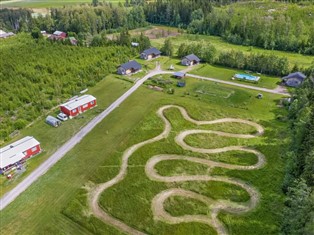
xmin=181 ymin=54 xmax=201 ymax=66
xmin=117 ymin=60 xmax=142 ymax=75
xmin=140 ymin=47 xmax=161 ymax=60
xmin=282 ymin=72 xmax=306 ymax=87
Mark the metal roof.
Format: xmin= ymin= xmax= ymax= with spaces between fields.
xmin=0 ymin=136 xmax=40 ymax=168
xmin=60 ymin=95 xmax=96 ymax=111
xmin=142 ymin=47 xmax=161 ymax=55
xmin=53 ymin=31 xmax=65 ymax=36
xmin=282 ymin=72 xmax=306 ymax=80
xmin=184 ymin=54 xmax=201 ymax=62
xmin=119 ymin=60 xmax=142 ymax=70
xmin=174 ymin=72 xmax=186 ymax=77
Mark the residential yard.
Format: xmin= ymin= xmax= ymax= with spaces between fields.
xmin=0 ymin=72 xmax=289 ymax=235
xmin=0 ymin=76 xmax=132 ymax=197
xmin=190 ymin=64 xmax=280 ymax=89
xmin=139 ymin=56 xmax=280 ymax=89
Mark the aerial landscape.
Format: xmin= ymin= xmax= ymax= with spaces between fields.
xmin=0 ymin=0 xmax=313 ymax=234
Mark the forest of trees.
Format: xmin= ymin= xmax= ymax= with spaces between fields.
xmin=1 ymin=1 xmax=313 ymax=54
xmin=144 ymin=0 xmax=314 ymax=54
xmin=0 ymin=34 xmax=137 ymax=141
xmin=281 ymin=69 xmax=314 ymax=234
xmin=0 ymin=3 xmax=147 ymax=35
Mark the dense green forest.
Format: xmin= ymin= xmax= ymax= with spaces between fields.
xmin=0 ymin=3 xmax=147 ymax=34
xmin=0 ymin=34 xmax=136 ymax=141
xmin=144 ymin=1 xmax=314 ymax=54
xmin=1 ymin=1 xmax=313 ymax=54
xmin=281 ymin=73 xmax=314 ymax=234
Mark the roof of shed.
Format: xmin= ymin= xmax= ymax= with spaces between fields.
xmin=60 ymin=95 xmax=96 ymax=111
xmin=53 ymin=31 xmax=65 ymax=36
xmin=174 ymin=72 xmax=186 ymax=77
xmin=0 ymin=136 xmax=40 ymax=168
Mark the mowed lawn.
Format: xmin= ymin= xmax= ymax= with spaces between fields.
xmin=0 ymin=0 xmax=123 ymax=8
xmin=138 ymin=55 xmax=280 ymax=89
xmin=0 ymin=74 xmax=289 ymax=235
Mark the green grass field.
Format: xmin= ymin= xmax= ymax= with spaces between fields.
xmin=139 ymin=56 xmax=280 ymax=89
xmin=149 ymin=30 xmax=313 ymax=69
xmin=0 ymin=0 xmax=123 ymax=8
xmin=0 ymin=70 xmax=289 ymax=234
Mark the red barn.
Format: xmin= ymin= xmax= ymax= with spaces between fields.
xmin=0 ymin=136 xmax=41 ymax=174
xmin=48 ymin=31 xmax=67 ymax=40
xmin=60 ymin=95 xmax=97 ymax=119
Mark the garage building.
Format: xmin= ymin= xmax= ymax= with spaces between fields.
xmin=0 ymin=136 xmax=41 ymax=174
xmin=60 ymin=95 xmax=97 ymax=119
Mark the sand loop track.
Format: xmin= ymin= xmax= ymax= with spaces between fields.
xmin=89 ymin=105 xmax=265 ymax=235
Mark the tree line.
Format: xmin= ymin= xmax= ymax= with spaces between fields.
xmin=281 ymin=66 xmax=314 ymax=234
xmin=144 ymin=0 xmax=314 ymax=55
xmin=1 ymin=1 xmax=313 ymax=54
xmin=0 ymin=3 xmax=147 ymax=35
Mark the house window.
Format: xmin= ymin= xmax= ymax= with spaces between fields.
xmin=72 ymin=109 xmax=77 ymax=113
xmin=90 ymin=101 xmax=94 ymax=105
xmin=83 ymin=104 xmax=88 ymax=108
xmin=31 ymin=146 xmax=37 ymax=152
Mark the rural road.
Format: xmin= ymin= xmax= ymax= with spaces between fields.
xmin=0 ymin=67 xmax=167 ymax=211
xmin=0 ymin=66 xmax=284 ymax=210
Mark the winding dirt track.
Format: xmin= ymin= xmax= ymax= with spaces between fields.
xmin=88 ymin=105 xmax=265 ymax=235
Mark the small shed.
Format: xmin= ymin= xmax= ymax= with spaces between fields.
xmin=60 ymin=95 xmax=97 ymax=118
xmin=140 ymin=47 xmax=161 ymax=60
xmin=46 ymin=116 xmax=61 ymax=127
xmin=117 ymin=60 xmax=142 ymax=75
xmin=173 ymin=72 xmax=186 ymax=79
xmin=181 ymin=54 xmax=201 ymax=66
xmin=282 ymin=72 xmax=306 ymax=87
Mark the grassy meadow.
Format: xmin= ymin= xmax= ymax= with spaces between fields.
xmin=0 ymin=70 xmax=289 ymax=235
xmin=148 ymin=30 xmax=313 ymax=69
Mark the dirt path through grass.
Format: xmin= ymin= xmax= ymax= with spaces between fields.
xmin=89 ymin=105 xmax=265 ymax=235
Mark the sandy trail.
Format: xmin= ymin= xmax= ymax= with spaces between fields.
xmin=88 ymin=105 xmax=265 ymax=235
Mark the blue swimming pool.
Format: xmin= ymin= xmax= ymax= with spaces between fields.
xmin=234 ymin=74 xmax=260 ymax=81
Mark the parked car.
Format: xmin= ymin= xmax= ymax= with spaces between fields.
xmin=57 ymin=112 xmax=68 ymax=121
